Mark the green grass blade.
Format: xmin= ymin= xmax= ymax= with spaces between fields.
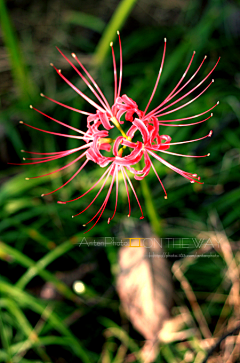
xmin=93 ymin=0 xmax=139 ymax=66
xmin=0 ymin=298 xmax=52 ymax=363
xmin=16 ymin=240 xmax=76 ymax=290
xmin=0 ymin=241 xmax=79 ymax=303
xmin=64 ymin=11 xmax=105 ymax=33
xmin=0 ymin=0 xmax=37 ymax=102
xmin=0 ymin=281 xmax=91 ymax=363
xmin=0 ymin=307 xmax=13 ymax=363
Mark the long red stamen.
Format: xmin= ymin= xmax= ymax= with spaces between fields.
xmin=155 ymin=80 xmax=215 ymax=118
xmin=145 ymin=53 xmax=205 ymax=119
xmin=24 ymin=155 xmax=65 ymax=161
xmin=162 ymin=131 xmax=212 ymax=146
xmin=20 ymin=150 xmax=68 ymax=155
xmin=83 ymin=168 xmax=117 ymax=232
xmin=41 ymin=158 xmax=88 ymax=197
xmin=21 ymin=144 xmax=91 ymax=161
xmin=149 ymin=158 xmax=167 ymax=199
xmin=56 ymin=47 xmax=111 ymax=112
xmin=159 ymin=150 xmax=210 ymax=158
xmin=122 ymin=168 xmax=144 ymax=219
xmin=157 ymin=102 xmax=218 ymax=123
xmin=40 ymin=93 xmax=92 ymax=116
xmin=159 ymin=114 xmax=212 ymax=127
xmin=121 ymin=166 xmax=131 ymax=217
xmin=19 ymin=121 xmax=92 ymax=140
xmin=50 ymin=63 xmax=106 ymax=113
xmin=145 ymin=56 xmax=220 ymax=120
xmin=71 ymin=53 xmax=111 ymax=112
xmin=148 ymin=150 xmax=203 ymax=184
xmin=9 ymin=149 xmax=87 ymax=166
xmin=168 ymin=56 xmax=220 ymax=106
xmin=155 ymin=79 xmax=214 ymax=117
xmin=24 ymin=150 xmax=90 ymax=179
xmin=71 ymin=166 xmax=113 ymax=215
xmin=108 ymin=167 xmax=119 ymax=223
xmin=58 ymin=165 xmax=112 ymax=204
xmin=161 ymin=51 xmax=196 ymax=104
xmin=110 ymin=42 xmax=118 ymax=103
xmin=117 ymin=31 xmax=123 ymax=98
xmin=30 ymin=106 xmax=93 ymax=137
xmin=143 ymin=38 xmax=167 ymax=116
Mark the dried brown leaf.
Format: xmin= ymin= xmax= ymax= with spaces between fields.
xmin=116 ymin=223 xmax=173 ymax=362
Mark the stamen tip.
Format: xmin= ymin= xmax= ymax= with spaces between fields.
xmin=21 ymin=149 xmax=24 ymax=152
xmin=164 ymin=37 xmax=167 ymax=42
xmin=41 ymin=194 xmax=44 ymax=197
xmin=50 ymin=63 xmax=53 ymax=67
xmin=190 ymin=181 xmax=195 ymax=184
xmin=110 ymin=42 xmax=113 ymax=47
xmin=40 ymin=93 xmax=44 ymax=97
xmin=108 ymin=218 xmax=110 ymax=224
xmin=208 ymin=130 xmax=213 ymax=137
xmin=117 ymin=30 xmax=120 ymax=35
xmin=127 ymin=214 xmax=130 ymax=217
xmin=71 ymin=53 xmax=76 ymax=58
xmin=19 ymin=121 xmax=23 ymax=124
xmin=25 ymin=178 xmax=29 ymax=180
xmin=211 ymin=113 xmax=213 ymax=116
xmin=217 ymin=101 xmax=220 ymax=105
xmin=22 ymin=157 xmax=26 ymax=160
xmin=29 ymin=105 xmax=33 ymax=109
xmin=58 ymin=69 xmax=61 ymax=73
xmin=83 ymin=223 xmax=86 ymax=226
xmin=207 ymin=153 xmax=210 ymax=156
xmin=164 ymin=196 xmax=168 ymax=199
xmin=212 ymin=79 xmax=214 ymax=83
xmin=193 ymin=51 xmax=196 ymax=54
xmin=204 ymin=55 xmax=207 ymax=59
xmin=140 ymin=216 xmax=145 ymax=220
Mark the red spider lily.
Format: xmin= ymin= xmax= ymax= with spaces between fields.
xmin=11 ymin=32 xmax=219 ymax=232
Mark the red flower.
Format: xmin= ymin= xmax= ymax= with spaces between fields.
xmin=12 ymin=32 xmax=219 ymax=232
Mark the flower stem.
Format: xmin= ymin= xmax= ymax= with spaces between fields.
xmin=139 ymin=162 xmax=162 ymax=236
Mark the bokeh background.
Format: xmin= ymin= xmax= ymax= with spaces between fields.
xmin=0 ymin=0 xmax=240 ymax=362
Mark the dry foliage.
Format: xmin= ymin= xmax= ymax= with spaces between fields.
xmin=116 ymin=224 xmax=174 ymax=362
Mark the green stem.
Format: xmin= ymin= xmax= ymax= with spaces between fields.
xmin=139 ymin=162 xmax=162 ymax=236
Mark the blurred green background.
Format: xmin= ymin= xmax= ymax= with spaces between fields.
xmin=0 ymin=0 xmax=240 ymax=361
